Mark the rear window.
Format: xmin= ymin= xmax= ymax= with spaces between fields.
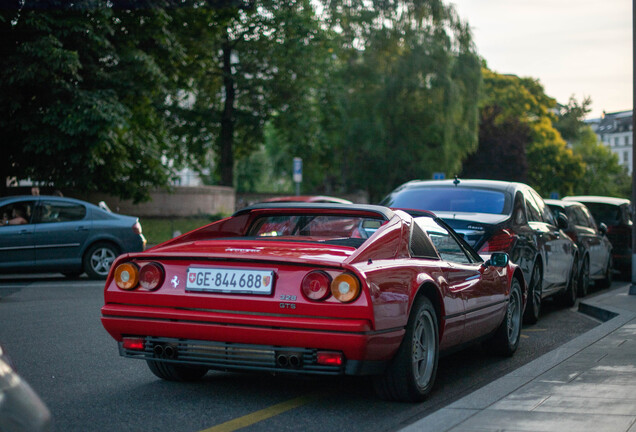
xmin=247 ymin=214 xmax=384 ymax=242
xmin=583 ymin=203 xmax=623 ymax=225
xmin=381 ymin=187 xmax=511 ymax=215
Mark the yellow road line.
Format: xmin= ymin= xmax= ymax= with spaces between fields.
xmin=521 ymin=328 xmax=546 ymax=332
xmin=199 ymin=393 xmax=319 ymax=432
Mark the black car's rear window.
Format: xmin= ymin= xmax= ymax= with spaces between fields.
xmin=381 ymin=187 xmax=511 ymax=215
xmin=582 ymin=203 xmax=623 ymax=225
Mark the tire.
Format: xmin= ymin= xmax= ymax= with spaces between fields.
xmin=146 ymin=360 xmax=208 ymax=382
xmin=597 ymin=256 xmax=613 ymax=289
xmin=484 ymin=278 xmax=523 ymax=357
xmin=83 ymin=242 xmax=119 ymax=280
xmin=523 ymin=264 xmax=542 ymax=325
xmin=577 ymin=256 xmax=590 ymax=297
xmin=373 ymin=296 xmax=439 ymax=402
xmin=558 ymin=257 xmax=578 ymax=308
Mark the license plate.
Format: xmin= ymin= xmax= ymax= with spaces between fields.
xmin=186 ymin=267 xmax=275 ymax=295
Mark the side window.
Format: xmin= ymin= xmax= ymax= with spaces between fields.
xmin=512 ymin=193 xmax=527 ymax=225
xmin=415 ymin=218 xmax=471 ymax=264
xmin=524 ymin=192 xmax=542 ymax=222
xmin=530 ymin=190 xmax=556 ymax=225
xmin=34 ymin=201 xmax=86 ymax=224
xmin=580 ymin=207 xmax=598 ymax=231
xmin=1 ymin=201 xmax=35 ymax=225
xmin=410 ymin=222 xmax=439 ymax=259
xmin=573 ymin=207 xmax=589 ymax=228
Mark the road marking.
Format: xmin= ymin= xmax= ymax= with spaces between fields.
xmin=520 ymin=334 xmax=529 ymax=339
xmin=199 ymin=393 xmax=319 ymax=432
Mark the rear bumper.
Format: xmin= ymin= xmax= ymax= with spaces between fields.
xmin=101 ymin=304 xmax=404 ymax=376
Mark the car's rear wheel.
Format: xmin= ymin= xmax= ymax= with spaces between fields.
xmin=484 ymin=278 xmax=522 ymax=357
xmin=373 ymin=296 xmax=439 ymax=402
xmin=578 ymin=256 xmax=590 ymax=297
xmin=558 ymin=257 xmax=578 ymax=308
xmin=523 ymin=264 xmax=542 ymax=325
xmin=146 ymin=360 xmax=208 ymax=382
xmin=83 ymin=242 xmax=118 ymax=279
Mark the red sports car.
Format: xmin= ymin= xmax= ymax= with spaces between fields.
xmin=101 ymin=203 xmax=526 ymax=402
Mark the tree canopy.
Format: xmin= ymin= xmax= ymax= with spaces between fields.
xmin=1 ymin=1 xmax=625 ymax=202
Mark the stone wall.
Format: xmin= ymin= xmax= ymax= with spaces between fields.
xmin=84 ymin=186 xmax=235 ymax=217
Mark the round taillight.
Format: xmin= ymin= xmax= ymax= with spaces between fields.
xmin=114 ymin=263 xmax=139 ymax=290
xmin=301 ymin=271 xmax=332 ymax=301
xmin=331 ymin=273 xmax=361 ymax=303
xmin=138 ymin=262 xmax=164 ymax=291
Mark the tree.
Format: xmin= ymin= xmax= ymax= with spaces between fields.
xmin=0 ymin=1 xmax=193 ymax=201
xmin=555 ymin=97 xmax=631 ymax=198
xmin=465 ymin=68 xmax=584 ymax=197
xmin=280 ymin=0 xmax=482 ymax=201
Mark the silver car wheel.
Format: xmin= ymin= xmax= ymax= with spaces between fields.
xmin=412 ymin=308 xmax=436 ymax=389
xmin=90 ymin=246 xmax=116 ymax=276
xmin=507 ymin=283 xmax=522 ymax=346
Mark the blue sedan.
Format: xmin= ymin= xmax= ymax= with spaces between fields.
xmin=0 ymin=195 xmax=146 ymax=279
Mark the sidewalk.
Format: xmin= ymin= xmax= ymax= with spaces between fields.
xmin=402 ymin=282 xmax=636 ymax=432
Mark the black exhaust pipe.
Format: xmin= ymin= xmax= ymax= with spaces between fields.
xmin=276 ymin=354 xmax=289 ymax=367
xmin=153 ymin=344 xmax=164 ymax=357
xmin=289 ymin=354 xmax=301 ymax=368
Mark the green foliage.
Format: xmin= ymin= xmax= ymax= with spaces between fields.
xmin=0 ymin=2 xmax=193 ymax=201
xmin=275 ymin=0 xmax=482 ymax=201
xmin=469 ymin=69 xmax=585 ymax=197
xmin=552 ymin=97 xmax=631 ymax=198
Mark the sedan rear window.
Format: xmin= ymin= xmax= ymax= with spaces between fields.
xmin=382 ymin=187 xmax=510 ymax=215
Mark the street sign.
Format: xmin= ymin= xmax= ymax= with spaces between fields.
xmin=293 ymin=157 xmax=302 ymax=183
xmin=433 ymin=172 xmax=445 ymax=180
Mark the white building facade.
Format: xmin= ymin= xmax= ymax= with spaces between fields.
xmin=588 ymin=110 xmax=633 ymax=174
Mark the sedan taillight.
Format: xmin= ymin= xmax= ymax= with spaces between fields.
xmin=479 ymin=229 xmax=516 ymax=253
xmin=132 ymin=221 xmax=143 ymax=235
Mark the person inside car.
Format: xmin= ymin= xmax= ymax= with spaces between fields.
xmin=7 ymin=207 xmax=28 ymax=225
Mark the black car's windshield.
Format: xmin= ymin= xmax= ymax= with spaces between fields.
xmin=381 ymin=187 xmax=511 ymax=215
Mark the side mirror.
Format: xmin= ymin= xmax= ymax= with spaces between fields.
xmin=599 ymin=222 xmax=608 ymax=235
xmin=485 ymin=252 xmax=509 ymax=268
xmin=556 ymin=212 xmax=569 ymax=230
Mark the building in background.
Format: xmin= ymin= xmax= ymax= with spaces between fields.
xmin=587 ymin=110 xmax=633 ymax=174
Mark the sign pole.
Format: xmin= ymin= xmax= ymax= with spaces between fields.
xmin=293 ymin=157 xmax=302 ymax=197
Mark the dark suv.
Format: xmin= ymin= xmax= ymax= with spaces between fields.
xmin=545 ymin=199 xmax=613 ymax=295
xmin=381 ymin=179 xmax=579 ymax=324
xmin=564 ymin=196 xmax=631 ymax=278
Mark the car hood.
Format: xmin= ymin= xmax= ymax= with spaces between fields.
xmin=143 ymin=238 xmax=356 ymax=266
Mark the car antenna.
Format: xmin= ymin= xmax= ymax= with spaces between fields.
xmin=453 ymin=176 xmax=460 ymax=187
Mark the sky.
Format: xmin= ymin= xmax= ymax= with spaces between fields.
xmin=449 ymin=0 xmax=632 ymax=119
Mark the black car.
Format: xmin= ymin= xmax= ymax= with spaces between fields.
xmin=380 ymin=179 xmax=579 ymax=324
xmin=545 ymin=199 xmax=613 ymax=295
xmin=0 ymin=195 xmax=146 ymax=279
xmin=564 ymin=196 xmax=631 ymax=279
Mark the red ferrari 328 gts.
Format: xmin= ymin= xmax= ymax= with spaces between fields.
xmin=101 ymin=203 xmax=526 ymax=402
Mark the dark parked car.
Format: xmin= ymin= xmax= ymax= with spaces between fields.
xmin=380 ymin=179 xmax=579 ymax=324
xmin=564 ymin=196 xmax=632 ymax=278
xmin=545 ymin=199 xmax=613 ymax=295
xmin=0 ymin=195 xmax=146 ymax=279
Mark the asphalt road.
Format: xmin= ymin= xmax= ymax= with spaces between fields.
xmin=0 ymin=275 xmax=602 ymax=432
